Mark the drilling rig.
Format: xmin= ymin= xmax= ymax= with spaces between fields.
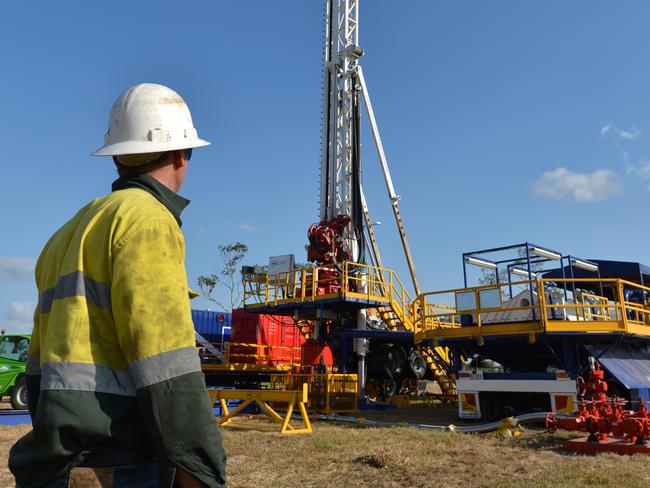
xmin=241 ymin=0 xmax=454 ymax=401
xmin=229 ymin=1 xmax=650 ymax=425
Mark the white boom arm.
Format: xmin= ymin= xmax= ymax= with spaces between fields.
xmin=358 ymin=67 xmax=421 ymax=295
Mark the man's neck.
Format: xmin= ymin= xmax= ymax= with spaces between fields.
xmin=147 ymin=170 xmax=180 ymax=193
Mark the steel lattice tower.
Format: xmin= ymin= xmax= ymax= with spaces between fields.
xmin=319 ymin=0 xmax=420 ymax=292
xmin=320 ymin=0 xmax=362 ymax=234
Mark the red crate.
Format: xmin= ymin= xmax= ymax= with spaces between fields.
xmin=230 ymin=310 xmax=305 ymax=366
xmin=301 ymin=340 xmax=334 ymax=367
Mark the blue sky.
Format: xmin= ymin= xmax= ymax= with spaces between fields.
xmin=2 ymin=1 xmax=650 ymax=332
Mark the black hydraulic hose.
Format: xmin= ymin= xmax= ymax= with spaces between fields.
xmin=351 ymin=76 xmax=365 ymax=263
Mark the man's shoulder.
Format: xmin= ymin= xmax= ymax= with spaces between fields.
xmin=45 ymin=190 xmax=176 ymax=245
xmin=105 ymin=190 xmax=183 ymax=251
xmin=104 ymin=188 xmax=175 ymax=223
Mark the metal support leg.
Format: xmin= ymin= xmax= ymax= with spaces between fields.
xmin=356 ymin=308 xmax=367 ymax=398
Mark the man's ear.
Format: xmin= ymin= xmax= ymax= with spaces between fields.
xmin=172 ymin=150 xmax=186 ymax=170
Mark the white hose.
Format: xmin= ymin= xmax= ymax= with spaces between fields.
xmin=314 ymin=411 xmax=550 ymax=433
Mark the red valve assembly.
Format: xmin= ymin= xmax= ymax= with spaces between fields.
xmin=307 ymin=215 xmax=352 ymax=265
xmin=546 ymin=357 xmax=650 ymax=455
xmin=302 ymin=215 xmax=353 ymax=297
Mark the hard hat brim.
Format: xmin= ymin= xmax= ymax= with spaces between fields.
xmin=91 ymin=138 xmax=211 ymax=157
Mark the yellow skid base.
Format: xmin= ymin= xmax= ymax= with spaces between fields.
xmin=208 ymin=385 xmax=312 ymax=435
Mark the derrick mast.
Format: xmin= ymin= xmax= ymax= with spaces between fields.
xmin=242 ymin=1 xmax=451 ymax=404
xmin=317 ymin=0 xmax=364 ymax=263
xmin=314 ymin=0 xmax=420 ymax=294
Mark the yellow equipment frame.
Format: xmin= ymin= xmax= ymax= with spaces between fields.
xmin=413 ymin=278 xmax=650 ymax=342
xmin=207 ymin=385 xmax=312 ymax=435
xmin=269 ymin=373 xmax=358 ymax=414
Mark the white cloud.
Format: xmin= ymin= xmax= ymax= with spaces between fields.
xmin=627 ymin=160 xmax=650 ymax=190
xmin=6 ymin=301 xmax=36 ymax=327
xmin=601 ymin=124 xmax=641 ymax=140
xmin=620 ymin=126 xmax=641 ymax=140
xmin=627 ymin=160 xmax=650 ymax=177
xmin=530 ymin=167 xmax=623 ymax=203
xmin=0 ymin=256 xmax=35 ymax=281
xmin=237 ymin=223 xmax=256 ymax=232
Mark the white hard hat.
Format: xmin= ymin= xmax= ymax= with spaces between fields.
xmin=91 ymin=83 xmax=210 ymax=156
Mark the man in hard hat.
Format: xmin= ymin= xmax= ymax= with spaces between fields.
xmin=9 ymin=83 xmax=227 ymax=487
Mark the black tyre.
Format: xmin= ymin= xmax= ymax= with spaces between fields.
xmin=10 ymin=377 xmax=28 ymax=410
xmin=382 ymin=377 xmax=398 ymax=399
xmin=408 ymin=350 xmax=427 ymax=379
xmin=385 ymin=347 xmax=406 ymax=379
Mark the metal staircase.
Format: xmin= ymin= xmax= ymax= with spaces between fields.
xmin=376 ymin=288 xmax=456 ymax=397
xmin=420 ymin=346 xmax=456 ymax=398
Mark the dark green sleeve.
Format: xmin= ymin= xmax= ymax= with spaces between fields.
xmin=26 ymin=374 xmax=41 ymax=421
xmin=136 ymin=372 xmax=227 ymax=488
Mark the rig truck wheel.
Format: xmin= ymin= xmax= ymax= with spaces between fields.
xmin=408 ymin=350 xmax=427 ymax=379
xmin=382 ymin=378 xmax=398 ymax=399
xmin=385 ymin=347 xmax=406 ymax=379
xmin=10 ymin=377 xmax=28 ymax=410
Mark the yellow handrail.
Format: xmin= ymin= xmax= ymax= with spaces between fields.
xmin=244 ymin=266 xmax=650 ymax=341
xmin=413 ymin=277 xmax=650 ymax=341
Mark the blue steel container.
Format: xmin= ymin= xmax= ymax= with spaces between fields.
xmin=192 ymin=310 xmax=232 ymax=345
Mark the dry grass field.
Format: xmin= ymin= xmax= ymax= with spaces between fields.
xmin=1 ymin=411 xmax=650 ymax=488
xmin=221 ymin=421 xmax=650 ymax=488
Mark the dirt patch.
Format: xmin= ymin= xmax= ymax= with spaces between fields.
xmin=353 ymin=454 xmax=387 ymax=469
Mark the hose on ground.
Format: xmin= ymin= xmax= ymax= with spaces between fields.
xmin=314 ymin=411 xmax=552 ymax=433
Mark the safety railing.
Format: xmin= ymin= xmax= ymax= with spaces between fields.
xmin=244 ymin=265 xmax=650 ymax=341
xmin=341 ymin=261 xmax=405 ymax=304
xmin=243 ymin=262 xmax=414 ymax=319
xmin=625 ymin=300 xmax=649 ymax=325
xmin=576 ymin=291 xmax=610 ymax=321
xmin=413 ymin=278 xmax=650 ymax=342
xmin=421 ymin=302 xmax=460 ymax=330
xmin=413 ymin=280 xmax=540 ymax=338
xmin=244 ymin=264 xmax=332 ymax=306
xmin=371 ymin=265 xmax=417 ymax=330
xmin=197 ymin=341 xmax=301 ymax=367
xmin=269 ymin=373 xmax=358 ymax=413
xmin=542 ymin=279 xmax=621 ymax=325
xmin=196 ymin=340 xmax=227 ymax=361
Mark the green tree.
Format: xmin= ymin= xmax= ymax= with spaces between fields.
xmin=197 ymin=242 xmax=248 ymax=312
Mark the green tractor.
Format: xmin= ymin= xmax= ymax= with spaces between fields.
xmin=0 ymin=333 xmax=30 ymax=409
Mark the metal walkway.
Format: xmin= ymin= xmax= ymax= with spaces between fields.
xmin=243 ymin=262 xmax=456 ymax=395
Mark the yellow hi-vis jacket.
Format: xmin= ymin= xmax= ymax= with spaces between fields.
xmin=9 ymin=176 xmax=226 ymax=487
